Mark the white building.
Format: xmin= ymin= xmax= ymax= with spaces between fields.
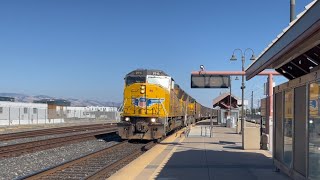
xmin=0 ymin=101 xmax=64 ymax=126
xmin=62 ymin=106 xmax=118 ymax=119
xmin=85 ymin=106 xmax=118 ymax=112
xmin=63 ymin=106 xmax=94 ymax=119
xmin=0 ymin=102 xmax=120 ymax=126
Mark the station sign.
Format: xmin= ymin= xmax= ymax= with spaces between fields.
xmin=191 ymin=74 xmax=230 ymax=88
xmin=237 ymin=99 xmax=249 ymax=106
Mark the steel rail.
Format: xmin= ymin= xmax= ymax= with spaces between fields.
xmin=85 ymin=141 xmax=155 ymax=180
xmin=0 ymin=128 xmax=118 ymax=158
xmin=20 ymin=141 xmax=156 ymax=180
xmin=0 ymin=124 xmax=115 ymax=141
xmin=21 ymin=141 xmax=130 ymax=180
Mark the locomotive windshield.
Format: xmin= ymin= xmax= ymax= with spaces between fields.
xmin=147 ymin=75 xmax=171 ymax=91
xmin=126 ymin=76 xmax=146 ymax=86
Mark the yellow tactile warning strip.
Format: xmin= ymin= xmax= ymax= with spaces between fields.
xmin=109 ymin=129 xmax=187 ymax=180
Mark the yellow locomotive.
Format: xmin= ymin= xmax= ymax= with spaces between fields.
xmin=117 ymin=69 xmax=216 ymax=140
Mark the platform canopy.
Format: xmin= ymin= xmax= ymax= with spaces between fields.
xmin=246 ymin=0 xmax=320 ymax=80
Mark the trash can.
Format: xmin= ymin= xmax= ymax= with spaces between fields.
xmin=226 ymin=116 xmax=236 ymax=128
xmin=230 ymin=117 xmax=236 ymax=128
xmin=226 ymin=117 xmax=231 ymax=128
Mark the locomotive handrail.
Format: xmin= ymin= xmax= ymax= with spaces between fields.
xmin=118 ymin=99 xmax=127 ymax=112
xmin=160 ymin=101 xmax=168 ymax=125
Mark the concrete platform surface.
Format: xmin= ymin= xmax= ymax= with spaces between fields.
xmin=110 ymin=120 xmax=290 ymax=180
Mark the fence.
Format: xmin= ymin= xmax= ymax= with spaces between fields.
xmin=0 ymin=106 xmax=120 ymax=126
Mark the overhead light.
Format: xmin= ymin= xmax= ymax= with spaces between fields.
xmin=250 ymin=54 xmax=256 ymax=61
xmin=288 ymin=66 xmax=292 ymax=70
xmin=299 ymin=60 xmax=302 ymax=64
xmin=307 ymin=57 xmax=318 ymax=65
xmin=309 ymin=66 xmax=314 ymax=70
xmin=282 ymin=69 xmax=286 ymax=73
xmin=200 ymin=65 xmax=205 ymax=71
xmin=230 ymin=54 xmax=237 ymax=61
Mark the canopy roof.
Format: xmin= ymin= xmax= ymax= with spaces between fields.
xmin=246 ymin=0 xmax=320 ymax=80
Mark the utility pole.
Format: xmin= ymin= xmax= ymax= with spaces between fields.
xmin=229 ymin=77 xmax=232 ymax=118
xmin=290 ymin=0 xmax=296 ymax=22
xmin=251 ymin=91 xmax=254 ymax=121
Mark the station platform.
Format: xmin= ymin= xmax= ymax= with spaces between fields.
xmin=110 ymin=120 xmax=290 ymax=180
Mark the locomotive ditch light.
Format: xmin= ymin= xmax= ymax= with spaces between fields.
xmin=125 ymin=117 xmax=130 ymax=121
xmin=151 ymin=118 xmax=156 ymax=123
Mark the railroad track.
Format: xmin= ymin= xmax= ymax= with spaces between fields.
xmin=21 ymin=141 xmax=155 ymax=180
xmin=0 ymin=127 xmax=118 ymax=158
xmin=0 ymin=124 xmax=115 ymax=141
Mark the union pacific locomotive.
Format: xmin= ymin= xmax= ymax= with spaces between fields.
xmin=117 ymin=69 xmax=217 ymax=140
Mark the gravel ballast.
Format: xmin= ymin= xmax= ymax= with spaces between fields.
xmin=0 ymin=135 xmax=120 ymax=180
xmin=0 ymin=129 xmax=114 ymax=147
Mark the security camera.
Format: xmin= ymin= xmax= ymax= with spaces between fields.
xmin=200 ymin=65 xmax=205 ymax=71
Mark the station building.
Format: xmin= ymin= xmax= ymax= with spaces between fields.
xmin=212 ymin=92 xmax=240 ymax=126
xmin=246 ymin=1 xmax=320 ymax=179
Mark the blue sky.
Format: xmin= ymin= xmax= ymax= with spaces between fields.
xmin=0 ymin=0 xmax=309 ymax=107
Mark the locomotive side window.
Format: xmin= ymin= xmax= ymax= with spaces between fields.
xmin=171 ymin=80 xmax=175 ymax=90
xmin=126 ymin=76 xmax=146 ymax=86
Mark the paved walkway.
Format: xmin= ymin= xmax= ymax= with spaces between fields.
xmin=110 ymin=120 xmax=290 ymax=180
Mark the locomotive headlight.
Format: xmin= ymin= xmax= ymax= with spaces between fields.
xmin=151 ymin=118 xmax=156 ymax=123
xmin=125 ymin=117 xmax=130 ymax=121
xmin=140 ymin=85 xmax=146 ymax=94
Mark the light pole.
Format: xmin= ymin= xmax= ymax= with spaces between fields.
xmin=230 ymin=48 xmax=256 ymax=135
xmin=229 ymin=77 xmax=232 ymax=119
xmin=229 ymin=76 xmax=239 ymax=123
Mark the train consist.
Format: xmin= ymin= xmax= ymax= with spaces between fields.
xmin=117 ymin=69 xmax=217 ymax=140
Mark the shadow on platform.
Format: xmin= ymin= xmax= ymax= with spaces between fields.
xmin=196 ymin=121 xmax=219 ymax=126
xmin=210 ymin=141 xmax=240 ymax=145
xmin=154 ymin=149 xmax=290 ymax=180
xmin=224 ymin=132 xmax=238 ymax=135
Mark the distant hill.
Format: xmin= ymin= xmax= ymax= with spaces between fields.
xmin=0 ymin=93 xmax=121 ymax=107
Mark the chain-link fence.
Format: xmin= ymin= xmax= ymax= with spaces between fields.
xmin=0 ymin=106 xmax=120 ymax=126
